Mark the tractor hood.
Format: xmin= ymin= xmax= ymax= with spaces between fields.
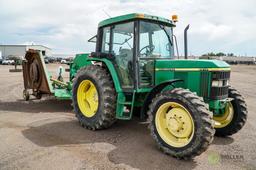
xmin=155 ymin=59 xmax=230 ymax=71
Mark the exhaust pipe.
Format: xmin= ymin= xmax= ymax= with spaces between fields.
xmin=184 ymin=24 xmax=190 ymax=59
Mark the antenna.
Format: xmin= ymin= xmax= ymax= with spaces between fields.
xmin=102 ymin=9 xmax=111 ymax=18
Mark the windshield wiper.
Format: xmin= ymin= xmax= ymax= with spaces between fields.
xmin=159 ymin=25 xmax=173 ymax=46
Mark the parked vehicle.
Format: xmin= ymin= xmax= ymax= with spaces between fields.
xmin=44 ymin=58 xmax=49 ymax=64
xmin=61 ymin=59 xmax=67 ymax=64
xmin=2 ymin=59 xmax=15 ymax=65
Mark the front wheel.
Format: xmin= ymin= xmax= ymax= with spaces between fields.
xmin=214 ymin=87 xmax=247 ymax=136
xmin=148 ymin=88 xmax=215 ymax=159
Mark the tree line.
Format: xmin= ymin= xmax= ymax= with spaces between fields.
xmin=202 ymin=52 xmax=235 ymax=56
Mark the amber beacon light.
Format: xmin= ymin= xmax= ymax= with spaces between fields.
xmin=172 ymin=15 xmax=178 ymax=22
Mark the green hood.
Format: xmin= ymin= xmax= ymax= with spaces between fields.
xmin=155 ymin=59 xmax=230 ymax=71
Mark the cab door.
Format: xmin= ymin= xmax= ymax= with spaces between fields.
xmin=111 ymin=22 xmax=135 ymax=90
xmin=100 ymin=21 xmax=136 ymax=91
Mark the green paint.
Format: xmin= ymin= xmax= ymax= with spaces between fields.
xmin=155 ymin=59 xmax=230 ymax=69
xmin=54 ymin=89 xmax=72 ymax=99
xmin=86 ymin=58 xmax=123 ymax=92
xmin=69 ymin=53 xmax=91 ymax=81
xmin=99 ymin=13 xmax=174 ymax=27
xmin=51 ymin=13 xmax=232 ymax=120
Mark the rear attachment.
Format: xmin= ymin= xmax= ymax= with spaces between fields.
xmin=22 ymin=49 xmax=72 ymax=101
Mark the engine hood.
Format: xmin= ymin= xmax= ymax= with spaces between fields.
xmin=155 ymin=59 xmax=230 ymax=71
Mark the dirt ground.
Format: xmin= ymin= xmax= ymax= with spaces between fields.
xmin=0 ymin=64 xmax=256 ymax=170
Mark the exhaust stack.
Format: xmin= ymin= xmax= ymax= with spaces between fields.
xmin=184 ymin=24 xmax=190 ymax=59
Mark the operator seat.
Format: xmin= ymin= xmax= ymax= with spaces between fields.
xmin=116 ymin=48 xmax=133 ymax=87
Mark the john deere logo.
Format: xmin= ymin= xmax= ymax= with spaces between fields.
xmin=208 ymin=151 xmax=220 ymax=165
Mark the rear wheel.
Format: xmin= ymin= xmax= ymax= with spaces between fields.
xmin=148 ymin=88 xmax=215 ymax=159
xmin=72 ymin=65 xmax=117 ymax=130
xmin=214 ymin=87 xmax=247 ymax=136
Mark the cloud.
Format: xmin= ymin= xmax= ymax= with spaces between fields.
xmin=0 ymin=0 xmax=255 ymax=56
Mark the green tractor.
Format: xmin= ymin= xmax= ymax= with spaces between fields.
xmin=22 ymin=13 xmax=247 ymax=159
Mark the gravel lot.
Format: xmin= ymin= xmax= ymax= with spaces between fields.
xmin=0 ymin=64 xmax=255 ymax=170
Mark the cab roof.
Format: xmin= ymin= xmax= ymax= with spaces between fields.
xmin=98 ymin=13 xmax=175 ymax=27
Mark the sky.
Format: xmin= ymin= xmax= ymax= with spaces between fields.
xmin=0 ymin=0 xmax=255 ymax=56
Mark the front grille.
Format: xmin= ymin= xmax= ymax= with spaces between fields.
xmin=210 ymin=86 xmax=229 ymax=99
xmin=212 ymin=71 xmax=230 ymax=80
xmin=210 ymin=71 xmax=230 ymax=100
xmin=200 ymin=71 xmax=209 ymax=98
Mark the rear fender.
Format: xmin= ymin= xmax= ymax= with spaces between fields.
xmin=87 ymin=58 xmax=122 ymax=92
xmin=87 ymin=58 xmax=129 ymax=119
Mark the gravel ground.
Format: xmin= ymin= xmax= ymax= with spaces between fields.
xmin=0 ymin=64 xmax=255 ymax=170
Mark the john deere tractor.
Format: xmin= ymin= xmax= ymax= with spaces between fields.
xmin=22 ymin=13 xmax=247 ymax=159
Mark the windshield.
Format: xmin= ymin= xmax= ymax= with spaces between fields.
xmin=139 ymin=21 xmax=173 ymax=59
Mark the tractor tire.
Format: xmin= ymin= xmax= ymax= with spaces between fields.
xmin=72 ymin=65 xmax=117 ymax=130
xmin=214 ymin=87 xmax=247 ymax=136
xmin=148 ymin=88 xmax=215 ymax=159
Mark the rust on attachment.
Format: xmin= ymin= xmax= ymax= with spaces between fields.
xmin=22 ymin=49 xmax=51 ymax=94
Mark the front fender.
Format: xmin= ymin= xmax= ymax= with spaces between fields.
xmin=140 ymin=79 xmax=183 ymax=119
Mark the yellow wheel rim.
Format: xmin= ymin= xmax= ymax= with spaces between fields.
xmin=77 ymin=80 xmax=99 ymax=118
xmin=155 ymin=102 xmax=195 ymax=148
xmin=214 ymin=102 xmax=234 ymax=128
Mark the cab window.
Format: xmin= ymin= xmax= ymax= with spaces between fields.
xmin=112 ymin=22 xmax=134 ymax=89
xmin=101 ymin=27 xmax=111 ymax=53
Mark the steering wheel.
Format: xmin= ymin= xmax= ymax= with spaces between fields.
xmin=139 ymin=45 xmax=154 ymax=56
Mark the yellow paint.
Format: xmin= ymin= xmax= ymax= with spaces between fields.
xmin=207 ymin=68 xmax=231 ymax=71
xmin=155 ymin=68 xmax=231 ymax=72
xmin=214 ymin=102 xmax=234 ymax=128
xmin=155 ymin=102 xmax=195 ymax=148
xmin=77 ymin=80 xmax=99 ymax=118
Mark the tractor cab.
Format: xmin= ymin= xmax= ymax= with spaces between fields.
xmin=94 ymin=13 xmax=176 ymax=90
xmin=82 ymin=13 xmax=233 ymax=122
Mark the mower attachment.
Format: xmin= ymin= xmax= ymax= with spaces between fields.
xmin=22 ymin=49 xmax=53 ymax=100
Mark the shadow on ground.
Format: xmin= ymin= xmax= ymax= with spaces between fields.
xmin=2 ymin=97 xmax=234 ymax=170
xmin=21 ymin=117 xmax=200 ymax=170
xmin=0 ymin=98 xmax=72 ymax=113
xmin=212 ymin=136 xmax=234 ymax=145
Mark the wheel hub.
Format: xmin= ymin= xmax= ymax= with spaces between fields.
xmin=155 ymin=102 xmax=195 ymax=148
xmin=166 ymin=112 xmax=183 ymax=132
xmin=214 ymin=102 xmax=234 ymax=128
xmin=166 ymin=108 xmax=193 ymax=138
xmin=77 ymin=80 xmax=99 ymax=117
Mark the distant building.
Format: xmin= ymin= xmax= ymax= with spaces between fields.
xmin=0 ymin=45 xmax=52 ymax=59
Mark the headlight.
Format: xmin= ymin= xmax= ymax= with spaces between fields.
xmin=212 ymin=80 xmax=229 ymax=87
xmin=212 ymin=80 xmax=222 ymax=87
xmin=223 ymin=80 xmax=229 ymax=86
